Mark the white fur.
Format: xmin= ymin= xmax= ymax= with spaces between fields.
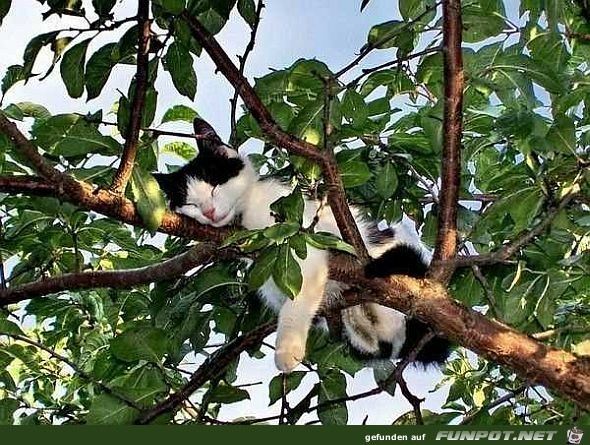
xmin=176 ymin=154 xmax=426 ymax=372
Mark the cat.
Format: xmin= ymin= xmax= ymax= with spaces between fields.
xmin=154 ymin=118 xmax=451 ymax=373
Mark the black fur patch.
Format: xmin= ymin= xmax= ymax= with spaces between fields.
xmin=364 ymin=244 xmax=428 ymax=278
xmin=399 ymin=318 xmax=452 ymax=366
xmin=154 ymin=151 xmax=244 ymax=208
xmin=363 ymin=244 xmax=452 ymax=366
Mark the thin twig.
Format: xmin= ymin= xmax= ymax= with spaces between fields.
xmin=459 ymin=386 xmax=526 ymax=425
xmin=471 ymin=264 xmax=500 ymax=318
xmin=453 ymin=194 xmax=576 ymax=268
xmin=230 ymin=0 xmax=265 ymax=145
xmin=335 ymin=2 xmax=441 ymax=79
xmin=345 ymin=46 xmax=442 ymax=89
xmin=2 ymin=332 xmax=142 ymax=410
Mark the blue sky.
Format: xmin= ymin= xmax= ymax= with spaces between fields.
xmin=0 ymin=0 xmax=461 ymax=424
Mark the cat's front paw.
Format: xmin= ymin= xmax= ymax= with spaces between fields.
xmin=275 ymin=338 xmax=306 ymax=373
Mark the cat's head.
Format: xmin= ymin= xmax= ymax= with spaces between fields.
xmin=154 ymin=118 xmax=257 ymax=227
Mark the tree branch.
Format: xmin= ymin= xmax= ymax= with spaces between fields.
xmin=334 ymin=2 xmax=441 ymax=79
xmin=429 ymin=0 xmax=464 ymax=283
xmin=0 ymin=175 xmax=55 ymax=196
xmin=333 ymin=269 xmax=590 ymax=410
xmin=459 ymin=386 xmax=526 ymax=425
xmin=453 ymin=194 xmax=575 ymax=268
xmin=0 ymin=112 xmax=232 ymax=241
xmin=109 ymin=0 xmax=151 ymax=194
xmin=180 ymin=10 xmax=369 ymax=261
xmin=2 ymin=332 xmax=142 ymax=410
xmin=229 ymin=0 xmax=265 ymax=145
xmin=135 ymin=322 xmax=276 ymax=424
xmin=0 ymin=243 xmax=229 ymax=306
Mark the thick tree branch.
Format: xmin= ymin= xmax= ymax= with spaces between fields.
xmin=0 ymin=175 xmax=55 ymax=196
xmin=0 ymin=112 xmax=232 ymax=241
xmin=0 ymin=243 xmax=228 ymax=306
xmin=229 ymin=0 xmax=264 ymax=145
xmin=0 ymin=114 xmax=62 ymax=181
xmin=333 ymin=269 xmax=590 ymax=410
xmin=180 ymin=10 xmax=369 ymax=261
xmin=429 ymin=0 xmax=464 ymax=283
xmin=135 ymin=322 xmax=276 ymax=424
xmin=109 ymin=0 xmax=151 ymax=194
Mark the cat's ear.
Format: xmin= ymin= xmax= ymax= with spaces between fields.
xmin=153 ymin=172 xmax=175 ymax=198
xmin=193 ymin=118 xmax=238 ymax=158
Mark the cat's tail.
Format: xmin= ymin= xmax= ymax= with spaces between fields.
xmin=341 ymin=243 xmax=452 ymax=366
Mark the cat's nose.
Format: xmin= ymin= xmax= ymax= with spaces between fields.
xmin=202 ymin=207 xmax=216 ymax=221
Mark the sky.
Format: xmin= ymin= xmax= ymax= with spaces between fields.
xmin=0 ymin=0 xmax=464 ymax=424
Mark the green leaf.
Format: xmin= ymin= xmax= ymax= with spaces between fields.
xmin=161 ymin=0 xmax=185 ymax=14
xmin=110 ymin=326 xmax=169 ymax=363
xmin=272 ymin=244 xmax=303 ymax=299
xmin=375 ymin=163 xmax=398 ymax=199
xmin=161 ymin=141 xmax=197 ymax=160
xmin=268 ymin=371 xmax=306 ymax=405
xmin=0 ymin=398 xmax=19 ymax=425
xmin=86 ymin=394 xmax=138 ymax=425
xmin=263 ymin=222 xmax=300 ymax=243
xmin=367 ymin=20 xmax=414 ymax=52
xmin=5 ymin=101 xmax=50 ymax=121
xmin=249 ymin=246 xmax=278 ymax=289
xmin=547 ymin=115 xmax=576 ymax=155
xmin=208 ymin=383 xmax=250 ymax=404
xmin=92 ymin=0 xmax=116 ymax=18
xmin=399 ymin=0 xmax=437 ymax=22
xmin=507 ymin=187 xmax=544 ymax=233
xmin=373 ymin=362 xmax=396 ymax=396
xmin=110 ymin=365 xmax=168 ymax=408
xmin=164 ymin=41 xmax=197 ymax=100
xmin=0 ymin=318 xmax=24 ymax=335
xmin=22 ymin=31 xmax=59 ymax=77
xmin=289 ymin=234 xmax=308 ymax=260
xmin=338 ymin=160 xmax=371 ymax=188
xmin=270 ymin=188 xmax=304 ymax=224
xmin=237 ymin=0 xmax=256 ymax=27
xmin=0 ymin=0 xmax=11 ymax=26
xmin=130 ymin=167 xmax=167 ymax=233
xmin=462 ymin=2 xmax=506 ymax=43
xmin=451 ymin=269 xmax=484 ymax=307
xmin=317 ymin=369 xmax=348 ymax=424
xmin=304 ymin=232 xmax=356 ymax=255
xmin=1 ymin=65 xmax=25 ymax=95
xmin=85 ymin=43 xmax=118 ymax=100
xmin=161 ymin=104 xmax=199 ymax=124
xmin=60 ymin=38 xmax=91 ymax=98
xmin=341 ymin=90 xmax=368 ymax=126
xmin=32 ymin=113 xmax=121 ymax=157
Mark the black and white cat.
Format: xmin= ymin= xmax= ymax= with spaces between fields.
xmin=154 ymin=118 xmax=451 ymax=373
